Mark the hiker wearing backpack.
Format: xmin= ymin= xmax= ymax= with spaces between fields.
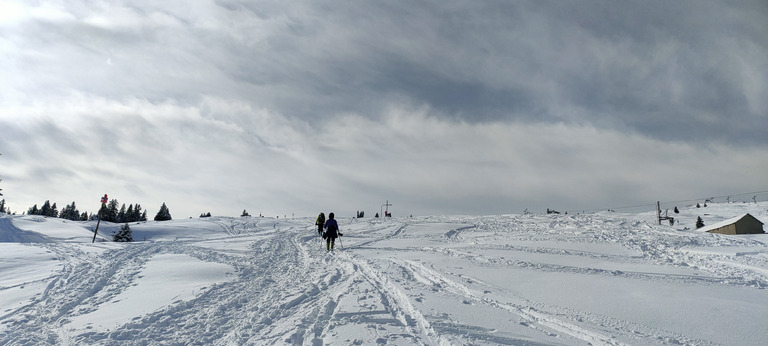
xmin=315 ymin=212 xmax=325 ymax=237
xmin=323 ymin=212 xmax=342 ymax=251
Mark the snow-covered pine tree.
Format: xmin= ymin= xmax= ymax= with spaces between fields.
xmin=241 ymin=209 xmax=250 ymax=217
xmin=0 ymin=199 xmax=6 ymax=214
xmin=113 ymin=223 xmax=133 ymax=242
xmin=696 ymin=216 xmax=705 ymax=229
xmin=154 ymin=203 xmax=172 ymax=221
xmin=28 ymin=204 xmax=39 ymax=215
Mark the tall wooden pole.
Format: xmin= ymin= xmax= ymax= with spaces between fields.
xmin=92 ymin=194 xmax=108 ymax=243
xmin=92 ymin=206 xmax=103 ymax=243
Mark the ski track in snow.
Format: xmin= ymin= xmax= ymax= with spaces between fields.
xmin=1 ymin=204 xmax=767 ymax=345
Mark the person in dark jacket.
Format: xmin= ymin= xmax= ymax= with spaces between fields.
xmin=315 ymin=212 xmax=325 ymax=236
xmin=323 ymin=212 xmax=340 ymax=251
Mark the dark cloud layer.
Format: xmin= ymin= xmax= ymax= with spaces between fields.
xmin=7 ymin=0 xmax=766 ymax=144
xmin=203 ymin=0 xmax=767 ymax=145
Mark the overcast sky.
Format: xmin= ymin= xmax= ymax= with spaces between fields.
xmin=1 ymin=0 xmax=766 ymax=219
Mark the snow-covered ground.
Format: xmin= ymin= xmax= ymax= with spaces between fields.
xmin=1 ymin=202 xmax=767 ymax=345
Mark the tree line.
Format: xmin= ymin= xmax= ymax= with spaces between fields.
xmin=19 ymin=199 xmax=173 ymax=222
xmin=26 ymin=200 xmax=90 ymax=220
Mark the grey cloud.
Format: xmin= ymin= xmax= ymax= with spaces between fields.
xmin=11 ymin=1 xmax=765 ymax=146
xmin=0 ymin=122 xmax=30 ymax=161
xmin=223 ymin=0 xmax=765 ymax=145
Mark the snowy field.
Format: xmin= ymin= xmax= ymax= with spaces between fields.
xmin=1 ymin=202 xmax=767 ymax=345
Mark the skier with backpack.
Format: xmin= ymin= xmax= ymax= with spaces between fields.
xmin=315 ymin=212 xmax=325 ymax=237
xmin=323 ymin=212 xmax=342 ymax=251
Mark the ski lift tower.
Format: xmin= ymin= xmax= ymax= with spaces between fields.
xmin=656 ymin=201 xmax=675 ymax=226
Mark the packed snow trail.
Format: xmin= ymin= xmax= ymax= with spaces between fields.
xmin=1 ymin=203 xmax=767 ymax=345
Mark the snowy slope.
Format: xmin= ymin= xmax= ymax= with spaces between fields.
xmin=1 ymin=202 xmax=767 ymax=345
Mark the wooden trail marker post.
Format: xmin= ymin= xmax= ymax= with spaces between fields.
xmin=92 ymin=194 xmax=108 ymax=243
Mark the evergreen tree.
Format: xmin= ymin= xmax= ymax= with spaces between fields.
xmin=60 ymin=202 xmax=81 ymax=221
xmin=80 ymin=211 xmax=89 ymax=221
xmin=140 ymin=210 xmax=148 ymax=222
xmin=241 ymin=209 xmax=250 ymax=217
xmin=0 ymin=199 xmax=5 ymax=214
xmin=40 ymin=200 xmax=52 ymax=217
xmin=154 ymin=203 xmax=172 ymax=221
xmin=133 ymin=204 xmax=144 ymax=222
xmin=59 ymin=203 xmax=70 ymax=220
xmin=73 ymin=202 xmax=81 ymax=220
xmin=113 ymin=223 xmax=133 ymax=242
xmin=696 ymin=216 xmax=705 ymax=229
xmin=70 ymin=202 xmax=78 ymax=220
xmin=126 ymin=204 xmax=134 ymax=222
xmin=28 ymin=204 xmax=39 ymax=215
xmin=50 ymin=202 xmax=58 ymax=218
xmin=673 ymin=207 xmax=679 ymax=214
xmin=104 ymin=199 xmax=119 ymax=222
xmin=117 ymin=204 xmax=127 ymax=223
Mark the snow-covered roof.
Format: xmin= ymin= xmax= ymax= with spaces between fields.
xmin=696 ymin=213 xmax=763 ymax=233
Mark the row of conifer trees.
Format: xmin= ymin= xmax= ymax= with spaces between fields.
xmin=20 ymin=199 xmax=172 ymax=222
